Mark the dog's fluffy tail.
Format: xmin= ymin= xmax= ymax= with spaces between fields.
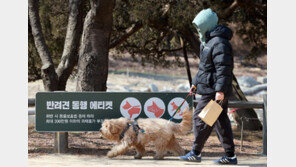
xmin=171 ymin=107 xmax=192 ymax=134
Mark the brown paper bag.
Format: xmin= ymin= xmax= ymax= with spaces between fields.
xmin=198 ymin=100 xmax=223 ymax=126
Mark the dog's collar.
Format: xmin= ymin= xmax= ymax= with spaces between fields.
xmin=119 ymin=123 xmax=131 ymax=140
xmin=119 ymin=120 xmax=145 ymax=140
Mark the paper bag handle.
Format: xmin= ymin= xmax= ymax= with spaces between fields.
xmin=215 ymin=99 xmax=223 ymax=106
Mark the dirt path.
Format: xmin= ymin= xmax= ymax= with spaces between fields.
xmin=28 ymin=154 xmax=266 ymax=167
xmin=28 ymin=130 xmax=266 ymax=166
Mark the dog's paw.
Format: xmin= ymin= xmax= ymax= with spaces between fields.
xmin=153 ymin=155 xmax=164 ymax=160
xmin=176 ymin=149 xmax=185 ymax=156
xmin=107 ymin=151 xmax=116 ymax=158
xmin=134 ymin=154 xmax=142 ymax=159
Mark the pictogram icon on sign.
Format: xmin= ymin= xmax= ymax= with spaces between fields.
xmin=144 ymin=97 xmax=165 ymax=118
xmin=167 ymin=97 xmax=189 ymax=119
xmin=120 ymin=97 xmax=142 ymax=119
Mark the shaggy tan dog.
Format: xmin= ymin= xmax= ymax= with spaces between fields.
xmin=100 ymin=107 xmax=192 ymax=159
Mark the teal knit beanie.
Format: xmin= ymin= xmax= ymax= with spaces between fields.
xmin=192 ymin=8 xmax=218 ymax=45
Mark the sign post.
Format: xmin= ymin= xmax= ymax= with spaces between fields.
xmin=54 ymin=132 xmax=68 ymax=153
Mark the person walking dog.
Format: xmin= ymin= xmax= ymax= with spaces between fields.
xmin=179 ymin=8 xmax=237 ymax=165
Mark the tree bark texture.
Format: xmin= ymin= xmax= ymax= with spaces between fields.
xmin=29 ymin=0 xmax=86 ymax=153
xmin=29 ymin=0 xmax=85 ymax=91
xmin=76 ymin=0 xmax=115 ymax=91
xmin=56 ymin=0 xmax=85 ymax=90
xmin=28 ymin=0 xmax=58 ymax=91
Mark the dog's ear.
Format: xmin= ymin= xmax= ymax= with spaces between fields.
xmin=110 ymin=126 xmax=118 ymax=134
xmin=108 ymin=121 xmax=119 ymax=134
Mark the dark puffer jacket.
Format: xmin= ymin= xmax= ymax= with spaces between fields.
xmin=192 ymin=25 xmax=234 ymax=97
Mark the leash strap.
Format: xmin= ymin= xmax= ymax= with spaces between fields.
xmin=169 ymin=86 xmax=196 ymax=121
xmin=216 ymin=99 xmax=224 ymax=105
xmin=119 ymin=123 xmax=131 ymax=140
xmin=119 ymin=120 xmax=145 ymax=140
xmin=131 ymin=120 xmax=146 ymax=134
xmin=169 ymin=93 xmax=190 ymax=121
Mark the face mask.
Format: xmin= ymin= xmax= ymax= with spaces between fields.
xmin=192 ymin=8 xmax=218 ymax=45
xmin=193 ymin=24 xmax=205 ymax=45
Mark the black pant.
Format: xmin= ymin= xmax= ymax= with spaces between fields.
xmin=192 ymin=94 xmax=235 ymax=157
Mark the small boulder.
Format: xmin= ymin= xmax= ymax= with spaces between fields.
xmin=257 ymin=76 xmax=267 ymax=84
xmin=115 ymin=85 xmax=133 ymax=92
xmin=106 ymin=89 xmax=115 ymax=92
xmin=160 ymin=87 xmax=175 ymax=92
xmin=177 ymin=84 xmax=190 ymax=92
xmin=238 ymin=76 xmax=260 ymax=87
xmin=148 ymin=84 xmax=159 ymax=92
xmin=140 ymin=87 xmax=150 ymax=92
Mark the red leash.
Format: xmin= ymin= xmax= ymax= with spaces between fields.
xmin=228 ymin=108 xmax=239 ymax=114
xmin=169 ymin=85 xmax=196 ymax=121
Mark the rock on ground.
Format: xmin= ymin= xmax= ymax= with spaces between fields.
xmin=177 ymin=84 xmax=190 ymax=92
xmin=256 ymin=77 xmax=267 ymax=84
xmin=238 ymin=76 xmax=260 ymax=87
xmin=160 ymin=86 xmax=175 ymax=92
xmin=242 ymin=84 xmax=267 ymax=96
xmin=147 ymin=83 xmax=159 ymax=92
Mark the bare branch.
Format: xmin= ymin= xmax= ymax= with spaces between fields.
xmin=109 ymin=21 xmax=143 ymax=49
xmin=28 ymin=0 xmax=54 ymax=67
xmin=219 ymin=0 xmax=239 ymax=19
xmin=159 ymin=47 xmax=183 ymax=53
xmin=219 ymin=0 xmax=267 ymax=19
xmin=56 ymin=0 xmax=85 ymax=90
xmin=28 ymin=0 xmax=58 ymax=91
xmin=239 ymin=0 xmax=267 ymax=11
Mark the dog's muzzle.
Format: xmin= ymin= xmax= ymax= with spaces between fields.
xmin=98 ymin=129 xmax=103 ymax=138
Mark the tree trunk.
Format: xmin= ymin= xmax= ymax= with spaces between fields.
xmin=180 ymin=37 xmax=192 ymax=87
xmin=28 ymin=0 xmax=58 ymax=91
xmin=76 ymin=0 xmax=115 ymax=91
xmin=29 ymin=0 xmax=87 ymax=153
xmin=181 ymin=28 xmax=262 ymax=131
xmin=56 ymin=0 xmax=85 ymax=90
xmin=183 ymin=45 xmax=192 ymax=87
xmin=53 ymin=0 xmax=86 ymax=153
